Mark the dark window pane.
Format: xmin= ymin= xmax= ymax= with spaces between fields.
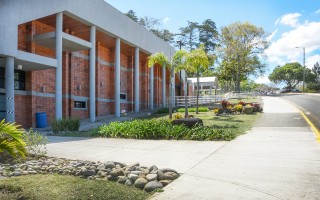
xmin=74 ymin=101 xmax=86 ymax=108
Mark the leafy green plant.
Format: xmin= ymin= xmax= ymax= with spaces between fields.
xmin=177 ymin=107 xmax=209 ymax=112
xmin=156 ymin=108 xmax=169 ymax=114
xmin=173 ymin=113 xmax=183 ymax=120
xmin=0 ymin=119 xmax=26 ymax=158
xmin=94 ymin=119 xmax=236 ymax=141
xmin=23 ymin=129 xmax=48 ymax=157
xmin=52 ymin=118 xmax=80 ymax=133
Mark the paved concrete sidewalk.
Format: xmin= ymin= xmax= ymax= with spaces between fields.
xmin=153 ymin=96 xmax=320 ymax=200
xmin=46 ymin=96 xmax=320 ymax=199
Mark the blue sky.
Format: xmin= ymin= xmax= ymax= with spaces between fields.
xmin=105 ymin=0 xmax=320 ymax=84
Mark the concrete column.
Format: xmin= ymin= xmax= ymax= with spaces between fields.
xmin=162 ymin=65 xmax=166 ymax=108
xmin=89 ymin=26 xmax=96 ymax=122
xmin=134 ymin=47 xmax=139 ymax=112
xmin=5 ymin=57 xmax=14 ymax=122
xmin=115 ymin=38 xmax=121 ymax=118
xmin=172 ymin=75 xmax=175 ymax=107
xmin=55 ymin=12 xmax=63 ymax=120
xmin=149 ymin=66 xmax=154 ymax=110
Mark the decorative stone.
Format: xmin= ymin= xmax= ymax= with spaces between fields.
xmin=159 ymin=180 xmax=171 ymax=186
xmin=134 ymin=178 xmax=148 ymax=189
xmin=149 ymin=165 xmax=158 ymax=173
xmin=172 ymin=118 xmax=203 ymax=128
xmin=14 ymin=171 xmax=21 ymax=176
xmin=82 ymin=170 xmax=96 ymax=177
xmin=146 ymin=173 xmax=158 ymax=182
xmin=114 ymin=162 xmax=126 ymax=168
xmin=97 ymin=171 xmax=107 ymax=178
xmin=125 ymin=179 xmax=132 ymax=186
xmin=117 ymin=176 xmax=127 ymax=184
xmin=163 ymin=172 xmax=179 ymax=180
xmin=97 ymin=164 xmax=105 ymax=171
xmin=128 ymin=174 xmax=139 ymax=182
xmin=144 ymin=181 xmax=163 ymax=192
xmin=110 ymin=169 xmax=124 ymax=177
xmin=104 ymin=161 xmax=115 ymax=169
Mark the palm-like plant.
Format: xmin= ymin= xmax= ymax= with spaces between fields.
xmin=0 ymin=119 xmax=26 ymax=158
xmin=187 ymin=45 xmax=210 ymax=114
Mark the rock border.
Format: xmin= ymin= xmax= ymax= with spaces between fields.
xmin=0 ymin=157 xmax=179 ymax=192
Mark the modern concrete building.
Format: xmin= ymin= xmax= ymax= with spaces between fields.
xmin=188 ymin=77 xmax=219 ymax=96
xmin=0 ymin=0 xmax=183 ymax=128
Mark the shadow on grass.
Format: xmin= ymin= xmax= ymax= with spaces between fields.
xmin=210 ymin=125 xmax=238 ymax=129
xmin=211 ymin=117 xmax=244 ymax=123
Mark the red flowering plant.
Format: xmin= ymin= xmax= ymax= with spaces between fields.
xmin=221 ymin=100 xmax=231 ymax=108
xmin=238 ymin=101 xmax=246 ymax=106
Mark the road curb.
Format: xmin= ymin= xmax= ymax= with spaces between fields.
xmin=282 ymin=98 xmax=320 ymax=144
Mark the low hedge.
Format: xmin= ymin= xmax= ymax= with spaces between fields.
xmin=93 ymin=119 xmax=236 ymax=141
xmin=177 ymin=107 xmax=210 ymax=112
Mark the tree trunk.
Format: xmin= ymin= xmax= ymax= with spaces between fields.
xmin=184 ymin=73 xmax=188 ymax=118
xmin=196 ymin=67 xmax=200 ymax=114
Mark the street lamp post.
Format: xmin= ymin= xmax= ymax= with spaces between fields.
xmin=296 ymin=46 xmax=306 ymax=93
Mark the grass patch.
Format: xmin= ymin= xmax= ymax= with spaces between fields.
xmin=0 ymin=174 xmax=150 ymax=200
xmin=140 ymin=112 xmax=261 ymax=138
xmin=177 ymin=107 xmax=209 ymax=112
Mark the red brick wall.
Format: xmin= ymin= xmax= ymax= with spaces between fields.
xmin=14 ymin=18 xmax=174 ymax=127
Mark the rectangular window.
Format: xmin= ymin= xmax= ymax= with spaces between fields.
xmin=0 ymin=68 xmax=4 ymax=89
xmin=0 ymin=68 xmax=25 ymax=90
xmin=120 ymin=93 xmax=126 ymax=100
xmin=74 ymin=101 xmax=86 ymax=109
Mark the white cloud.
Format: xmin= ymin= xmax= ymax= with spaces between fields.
xmin=255 ymin=76 xmax=271 ymax=84
xmin=306 ymin=54 xmax=320 ymax=68
xmin=265 ymin=21 xmax=320 ymax=66
xmin=266 ymin=29 xmax=278 ymax=41
xmin=275 ymin=13 xmax=301 ymax=27
xmin=315 ymin=9 xmax=320 ymax=15
xmin=162 ymin=17 xmax=170 ymax=25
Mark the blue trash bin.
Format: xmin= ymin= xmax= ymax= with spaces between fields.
xmin=36 ymin=112 xmax=47 ymax=128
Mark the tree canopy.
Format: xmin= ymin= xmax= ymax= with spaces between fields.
xmin=217 ymin=22 xmax=269 ymax=92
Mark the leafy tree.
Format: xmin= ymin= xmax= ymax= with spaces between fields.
xmin=138 ymin=16 xmax=161 ymax=30
xmin=151 ymin=29 xmax=175 ymax=44
xmin=312 ymin=62 xmax=320 ymax=81
xmin=268 ymin=62 xmax=304 ymax=90
xmin=186 ymin=45 xmax=210 ymax=114
xmin=179 ymin=21 xmax=199 ymax=51
xmin=125 ymin=10 xmax=138 ymax=22
xmin=0 ymin=120 xmax=26 ymax=159
xmin=218 ymin=22 xmax=268 ymax=92
xmin=198 ymin=19 xmax=218 ymax=54
xmin=148 ymin=53 xmax=173 ymax=118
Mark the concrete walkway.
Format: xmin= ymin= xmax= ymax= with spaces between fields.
xmin=46 ymin=96 xmax=320 ymax=199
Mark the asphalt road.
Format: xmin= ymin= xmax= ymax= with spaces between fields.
xmin=281 ymin=94 xmax=320 ymax=130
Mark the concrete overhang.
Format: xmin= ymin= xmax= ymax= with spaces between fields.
xmin=15 ymin=50 xmax=57 ymax=71
xmin=33 ymin=32 xmax=92 ymax=52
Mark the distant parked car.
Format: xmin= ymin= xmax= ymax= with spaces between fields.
xmin=292 ymin=89 xmax=300 ymax=92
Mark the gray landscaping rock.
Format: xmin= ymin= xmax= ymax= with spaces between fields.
xmin=128 ymin=174 xmax=139 ymax=182
xmin=146 ymin=173 xmax=158 ymax=182
xmin=117 ymin=176 xmax=127 ymax=184
xmin=114 ymin=162 xmax=126 ymax=168
xmin=125 ymin=179 xmax=132 ymax=186
xmin=163 ymin=172 xmax=179 ymax=180
xmin=97 ymin=171 xmax=107 ymax=178
xmin=14 ymin=171 xmax=21 ymax=176
xmin=104 ymin=161 xmax=115 ymax=169
xmin=82 ymin=169 xmax=96 ymax=177
xmin=111 ymin=168 xmax=124 ymax=177
xmin=144 ymin=181 xmax=163 ymax=192
xmin=107 ymin=175 xmax=116 ymax=181
xmin=159 ymin=180 xmax=171 ymax=186
xmin=134 ymin=178 xmax=148 ymax=189
xmin=172 ymin=117 xmax=203 ymax=128
xmin=97 ymin=164 xmax=105 ymax=171
xmin=149 ymin=165 xmax=158 ymax=173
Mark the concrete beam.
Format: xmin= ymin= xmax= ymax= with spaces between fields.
xmin=162 ymin=65 xmax=166 ymax=108
xmin=150 ymin=66 xmax=154 ymax=110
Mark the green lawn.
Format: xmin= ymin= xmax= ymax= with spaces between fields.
xmin=0 ymin=174 xmax=150 ymax=200
xmin=142 ymin=112 xmax=261 ymax=137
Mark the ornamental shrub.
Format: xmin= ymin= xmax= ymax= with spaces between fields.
xmin=234 ymin=104 xmax=243 ymax=112
xmin=52 ymin=118 xmax=80 ymax=133
xmin=173 ymin=113 xmax=183 ymax=120
xmin=243 ymin=105 xmax=254 ymax=114
xmin=23 ymin=129 xmax=48 ymax=157
xmin=93 ymin=119 xmax=236 ymax=141
xmin=221 ymin=100 xmax=231 ymax=108
xmin=177 ymin=107 xmax=209 ymax=112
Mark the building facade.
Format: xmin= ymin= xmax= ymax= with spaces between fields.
xmin=0 ymin=0 xmax=182 ymax=128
